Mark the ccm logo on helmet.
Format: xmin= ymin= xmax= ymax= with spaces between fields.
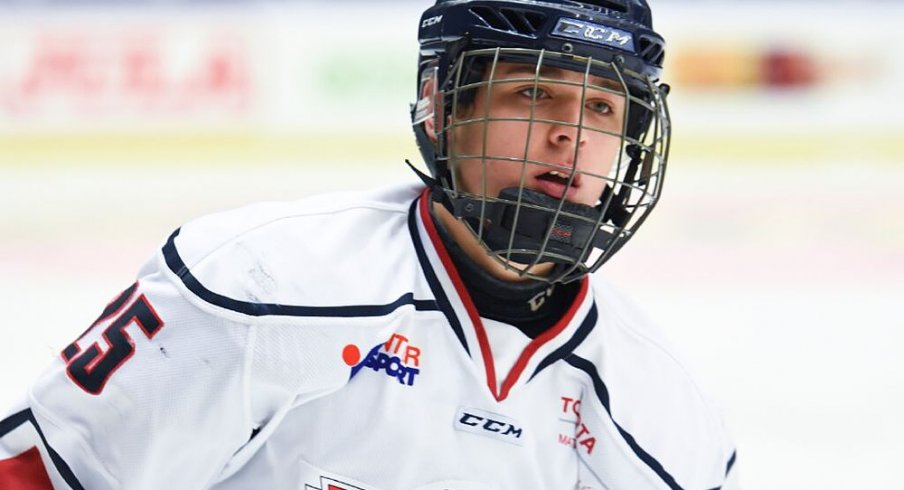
xmin=455 ymin=407 xmax=524 ymax=446
xmin=421 ymin=15 xmax=443 ymax=28
xmin=552 ymin=18 xmax=635 ymax=52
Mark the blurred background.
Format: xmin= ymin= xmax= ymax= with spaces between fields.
xmin=1 ymin=0 xmax=901 ymax=488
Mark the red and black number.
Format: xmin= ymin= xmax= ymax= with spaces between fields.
xmin=61 ymin=283 xmax=165 ymax=395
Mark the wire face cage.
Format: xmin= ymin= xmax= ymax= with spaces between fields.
xmin=418 ymin=47 xmax=670 ymax=283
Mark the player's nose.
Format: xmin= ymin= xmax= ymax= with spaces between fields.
xmin=546 ymin=99 xmax=588 ymax=149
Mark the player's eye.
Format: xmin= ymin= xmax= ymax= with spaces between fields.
xmin=518 ymin=86 xmax=549 ymax=101
xmin=587 ymin=100 xmax=613 ymax=115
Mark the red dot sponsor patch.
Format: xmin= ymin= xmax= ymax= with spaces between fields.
xmin=342 ymin=344 xmax=361 ymax=366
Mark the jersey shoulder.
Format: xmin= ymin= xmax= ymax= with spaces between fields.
xmin=578 ymin=275 xmax=735 ymax=485
xmin=171 ymin=181 xmax=422 ymax=263
xmin=154 ymin=182 xmax=426 ymax=317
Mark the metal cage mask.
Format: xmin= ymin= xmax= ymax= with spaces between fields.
xmin=414 ymin=47 xmax=671 ymax=284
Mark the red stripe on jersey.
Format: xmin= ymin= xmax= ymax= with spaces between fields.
xmin=497 ymin=277 xmax=588 ymax=401
xmin=419 ymin=190 xmax=589 ymax=402
xmin=0 ymin=446 xmax=55 ymax=490
xmin=418 ymin=191 xmax=500 ymax=399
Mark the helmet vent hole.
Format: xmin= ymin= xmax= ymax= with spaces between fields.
xmin=470 ymin=6 xmax=547 ymax=36
xmin=503 ymin=8 xmax=546 ymax=33
xmin=470 ymin=6 xmax=513 ymax=31
xmin=638 ymin=35 xmax=665 ymax=66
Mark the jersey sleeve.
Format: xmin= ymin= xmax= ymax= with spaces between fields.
xmin=2 ymin=189 xmax=420 ymax=490
xmin=1 ymin=254 xmax=257 ymax=490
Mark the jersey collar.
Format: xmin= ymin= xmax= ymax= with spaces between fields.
xmin=409 ymin=189 xmax=596 ymax=402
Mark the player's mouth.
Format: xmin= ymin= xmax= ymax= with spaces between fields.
xmin=534 ymin=169 xmax=581 ymax=201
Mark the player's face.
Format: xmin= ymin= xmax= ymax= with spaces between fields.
xmin=448 ymin=62 xmax=627 ymax=207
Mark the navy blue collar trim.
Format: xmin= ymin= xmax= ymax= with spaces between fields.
xmin=406 ymin=196 xmax=470 ymax=356
xmin=0 ymin=408 xmax=85 ymax=490
xmin=565 ymin=355 xmax=688 ymax=490
xmin=528 ymin=302 xmax=597 ymax=382
xmin=162 ymin=228 xmax=439 ymax=318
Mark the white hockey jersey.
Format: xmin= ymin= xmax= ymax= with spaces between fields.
xmin=1 ymin=183 xmax=737 ymax=490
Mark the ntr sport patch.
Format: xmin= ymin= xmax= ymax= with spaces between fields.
xmin=551 ymin=17 xmax=635 ymax=52
xmin=348 ymin=334 xmax=422 ymax=386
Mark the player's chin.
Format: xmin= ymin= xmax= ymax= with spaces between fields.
xmin=501 ymin=259 xmax=556 ymax=280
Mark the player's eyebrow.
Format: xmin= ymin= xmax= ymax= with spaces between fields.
xmin=493 ymin=64 xmax=624 ymax=92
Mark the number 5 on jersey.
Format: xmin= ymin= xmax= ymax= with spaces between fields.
xmin=61 ymin=283 xmax=165 ymax=395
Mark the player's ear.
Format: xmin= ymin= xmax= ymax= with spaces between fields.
xmin=420 ymin=77 xmax=439 ymax=144
xmin=413 ymin=65 xmax=444 ymax=145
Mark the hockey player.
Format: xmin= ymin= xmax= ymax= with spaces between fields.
xmin=1 ymin=1 xmax=738 ymax=489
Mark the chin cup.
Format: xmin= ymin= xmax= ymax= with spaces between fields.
xmin=451 ymin=187 xmax=615 ymax=268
